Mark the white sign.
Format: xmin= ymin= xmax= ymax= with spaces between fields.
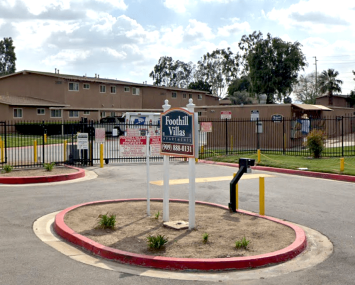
xmin=95 ymin=128 xmax=105 ymax=143
xmin=251 ymin=110 xmax=260 ymax=121
xmin=119 ymin=136 xmax=147 ymax=157
xmin=150 ymin=136 xmax=161 ymax=156
xmin=221 ymin=111 xmax=232 ymax=119
xmin=77 ymin=133 xmax=88 ymax=150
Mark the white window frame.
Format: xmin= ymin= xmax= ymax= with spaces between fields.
xmin=37 ymin=108 xmax=45 ymax=115
xmin=101 ymin=111 xmax=106 ymax=118
xmin=50 ymin=109 xmax=62 ymax=118
xmin=172 ymin=92 xmax=177 ymax=98
xmin=183 ymin=93 xmax=187 ymax=99
xmin=132 ymin=87 xmax=140 ymax=95
xmin=68 ymin=82 xmax=79 ymax=91
xmin=198 ymin=94 xmax=203 ymax=100
xmin=69 ymin=110 xmax=79 ymax=118
xmin=110 ymin=86 xmax=116 ymax=94
xmin=13 ymin=108 xmax=23 ymax=118
xmin=83 ymin=83 xmax=90 ymax=89
xmin=83 ymin=111 xmax=90 ymax=115
xmin=100 ymin=85 xmax=106 ymax=93
xmin=124 ymin=86 xmax=130 ymax=92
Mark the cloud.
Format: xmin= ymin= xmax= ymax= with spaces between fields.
xmin=163 ymin=0 xmax=189 ymax=13
xmin=183 ymin=19 xmax=215 ymax=42
xmin=218 ymin=18 xmax=251 ymax=37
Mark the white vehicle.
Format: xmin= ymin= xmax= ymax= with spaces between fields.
xmin=122 ymin=112 xmax=161 ymax=136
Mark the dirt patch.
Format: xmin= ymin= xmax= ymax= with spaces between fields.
xmin=0 ymin=166 xmax=78 ymax=177
xmin=64 ymin=201 xmax=295 ymax=259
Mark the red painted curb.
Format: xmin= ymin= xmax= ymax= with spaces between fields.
xmin=0 ymin=166 xmax=85 ymax=184
xmin=54 ymin=198 xmax=307 ymax=271
xmin=199 ymin=160 xmax=355 ymax=183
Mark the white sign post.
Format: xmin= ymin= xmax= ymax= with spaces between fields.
xmin=146 ymin=132 xmax=151 ymax=216
xmin=187 ymin=100 xmax=196 ymax=229
xmin=162 ymin=100 xmax=171 ymax=222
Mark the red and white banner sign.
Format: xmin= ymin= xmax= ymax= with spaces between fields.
xmin=119 ymin=135 xmax=161 ymax=157
xmin=221 ymin=111 xmax=232 ymax=119
xmin=200 ymin=122 xmax=212 ymax=132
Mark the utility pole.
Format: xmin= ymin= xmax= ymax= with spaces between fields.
xmin=313 ymin=56 xmax=318 ymax=96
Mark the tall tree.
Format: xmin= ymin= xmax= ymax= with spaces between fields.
xmin=188 ymin=80 xmax=212 ymax=93
xmin=227 ymin=76 xmax=251 ymax=97
xmin=228 ymin=90 xmax=253 ymax=105
xmin=0 ymin=37 xmax=16 ymax=76
xmin=243 ymin=32 xmax=306 ymax=103
xmin=293 ymin=73 xmax=319 ymax=104
xmin=318 ymin=69 xmax=343 ymax=106
xmin=149 ymin=56 xmax=194 ymax=88
xmin=238 ymin=31 xmax=263 ymax=76
xmin=195 ymin=48 xmax=239 ymax=98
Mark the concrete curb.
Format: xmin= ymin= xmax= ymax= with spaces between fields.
xmin=54 ymin=198 xmax=307 ymax=271
xmin=199 ymin=160 xmax=355 ymax=183
xmin=0 ymin=165 xmax=85 ymax=184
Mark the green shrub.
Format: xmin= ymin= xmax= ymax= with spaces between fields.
xmin=146 ymin=234 xmax=168 ymax=249
xmin=202 ymin=233 xmax=209 ymax=244
xmin=2 ymin=164 xmax=13 ymax=173
xmin=154 ymin=211 xmax=160 ymax=220
xmin=97 ymin=213 xmax=116 ymax=229
xmin=306 ymin=130 xmax=326 ymax=158
xmin=44 ymin=162 xmax=55 ymax=171
xmin=235 ymin=236 xmax=250 ymax=249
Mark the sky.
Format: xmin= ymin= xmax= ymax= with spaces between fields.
xmin=1 ymin=0 xmax=355 ymax=97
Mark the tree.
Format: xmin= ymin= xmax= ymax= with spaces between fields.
xmin=346 ymin=90 xmax=355 ymax=107
xmin=227 ymin=76 xmax=251 ymax=97
xmin=149 ymin=56 xmax=194 ymax=88
xmin=238 ymin=31 xmax=263 ymax=76
xmin=293 ymin=73 xmax=319 ymax=104
xmin=195 ymin=48 xmax=239 ymax=98
xmin=243 ymin=32 xmax=307 ymax=103
xmin=188 ymin=80 xmax=212 ymax=93
xmin=228 ymin=90 xmax=253 ymax=105
xmin=0 ymin=37 xmax=16 ymax=76
xmin=318 ymin=69 xmax=343 ymax=106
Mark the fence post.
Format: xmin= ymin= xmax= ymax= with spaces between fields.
xmin=283 ymin=118 xmax=286 ymax=154
xmin=225 ymin=118 xmax=228 ymax=155
xmin=256 ymin=118 xmax=260 ymax=150
xmin=341 ymin=116 xmax=344 ymax=157
xmin=42 ymin=121 xmax=45 ymax=165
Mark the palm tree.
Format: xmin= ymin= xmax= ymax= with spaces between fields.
xmin=318 ymin=69 xmax=343 ymax=106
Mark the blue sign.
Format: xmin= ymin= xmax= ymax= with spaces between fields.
xmin=133 ymin=117 xmax=146 ymax=125
xmin=161 ymin=108 xmax=195 ymax=157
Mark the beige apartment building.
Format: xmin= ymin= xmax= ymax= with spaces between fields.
xmin=0 ymin=70 xmax=219 ymax=121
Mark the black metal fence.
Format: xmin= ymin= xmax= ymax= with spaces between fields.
xmin=0 ymin=116 xmax=354 ymax=169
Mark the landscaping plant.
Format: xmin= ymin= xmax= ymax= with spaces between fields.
xmin=97 ymin=213 xmax=116 ymax=229
xmin=306 ymin=129 xmax=327 ymax=158
xmin=146 ymin=234 xmax=168 ymax=249
xmin=202 ymin=233 xmax=209 ymax=244
xmin=235 ymin=236 xmax=250 ymax=249
xmin=154 ymin=211 xmax=160 ymax=220
xmin=44 ymin=162 xmax=55 ymax=171
xmin=3 ymin=164 xmax=13 ymax=173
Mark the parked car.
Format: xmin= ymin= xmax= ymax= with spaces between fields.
xmin=94 ymin=116 xmax=125 ymax=136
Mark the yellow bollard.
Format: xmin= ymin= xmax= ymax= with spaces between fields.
xmin=257 ymin=149 xmax=261 ymax=164
xmin=100 ymin=143 xmax=104 ymax=168
xmin=44 ymin=134 xmax=47 ymax=144
xmin=63 ymin=140 xmax=67 ymax=161
xmin=201 ymin=145 xmax=204 ymax=154
xmin=233 ymin=173 xmax=239 ymax=210
xmin=0 ymin=140 xmax=3 ymax=163
xmin=34 ymin=140 xmax=37 ymax=163
xmin=195 ymin=158 xmax=198 ymax=163
xmin=259 ymin=177 xmax=265 ymax=215
xmin=340 ymin=158 xmax=344 ymax=172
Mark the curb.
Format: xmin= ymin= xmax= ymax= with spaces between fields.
xmin=199 ymin=160 xmax=355 ymax=183
xmin=54 ymin=198 xmax=307 ymax=271
xmin=0 ymin=165 xmax=85 ymax=184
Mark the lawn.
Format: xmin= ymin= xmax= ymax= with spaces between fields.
xmin=0 ymin=135 xmax=75 ymax=148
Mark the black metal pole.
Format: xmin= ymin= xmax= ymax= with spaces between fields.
xmin=4 ymin=121 xmax=7 ymax=164
xmin=257 ymin=118 xmax=260 ymax=150
xmin=225 ymin=118 xmax=228 ymax=155
xmin=283 ymin=117 xmax=286 ymax=155
xmin=342 ymin=116 xmax=344 ymax=157
xmin=42 ymin=120 xmax=45 ymax=165
xmin=229 ymin=165 xmax=246 ymax=212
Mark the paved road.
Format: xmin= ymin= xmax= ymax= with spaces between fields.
xmin=0 ymin=161 xmax=354 ymax=285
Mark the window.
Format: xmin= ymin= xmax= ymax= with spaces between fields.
xmin=68 ymin=82 xmax=79 ymax=91
xmin=100 ymin=85 xmax=106 ymax=93
xmin=198 ymin=94 xmax=203 ymax=100
xmin=13 ymin=108 xmax=22 ymax=118
xmin=101 ymin=111 xmax=106 ymax=118
xmin=124 ymin=86 xmax=130 ymax=92
xmin=172 ymin=92 xmax=177 ymax=98
xmin=37 ymin=108 xmax=45 ymax=115
xmin=83 ymin=83 xmax=90 ymax=89
xmin=110 ymin=86 xmax=116 ymax=94
xmin=198 ymin=112 xmax=202 ymax=116
xmin=83 ymin=111 xmax=90 ymax=115
xmin=69 ymin=111 xmax=79 ymax=118
xmin=111 ymin=112 xmax=115 ymax=116
xmin=189 ymin=94 xmax=192 ymax=99
xmin=132 ymin=87 xmax=140 ymax=95
xmin=183 ymin=93 xmax=187 ymax=99
xmin=50 ymin=110 xmax=62 ymax=118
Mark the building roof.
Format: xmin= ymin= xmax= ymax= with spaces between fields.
xmin=0 ymin=70 xmax=213 ymax=95
xmin=316 ymin=94 xmax=349 ymax=99
xmin=0 ymin=95 xmax=68 ymax=107
xmin=292 ymin=104 xmax=333 ymax=111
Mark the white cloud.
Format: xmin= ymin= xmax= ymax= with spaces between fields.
xmin=42 ymin=49 xmax=90 ymax=66
xmin=163 ymin=0 xmax=189 ymax=13
xmin=218 ymin=18 xmax=251 ymax=37
xmin=95 ymin=0 xmax=127 ymax=10
xmin=183 ymin=19 xmax=215 ymax=42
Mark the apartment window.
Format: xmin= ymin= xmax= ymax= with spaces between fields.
xmin=132 ymin=87 xmax=140 ymax=95
xmin=198 ymin=94 xmax=203 ymax=100
xmin=50 ymin=109 xmax=62 ymax=118
xmin=83 ymin=111 xmax=90 ymax=115
xmin=183 ymin=93 xmax=187 ymax=99
xmin=83 ymin=83 xmax=90 ymax=89
xmin=101 ymin=111 xmax=106 ymax=118
xmin=198 ymin=112 xmax=202 ymax=116
xmin=124 ymin=86 xmax=130 ymax=92
xmin=13 ymin=108 xmax=22 ymax=118
xmin=37 ymin=108 xmax=45 ymax=115
xmin=110 ymin=86 xmax=116 ymax=94
xmin=172 ymin=92 xmax=177 ymax=98
xmin=189 ymin=94 xmax=192 ymax=99
xmin=100 ymin=85 xmax=106 ymax=93
xmin=68 ymin=82 xmax=79 ymax=91
xmin=111 ymin=112 xmax=115 ymax=116
xmin=69 ymin=110 xmax=79 ymax=118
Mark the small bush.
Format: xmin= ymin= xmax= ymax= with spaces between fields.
xmin=147 ymin=234 xmax=168 ymax=249
xmin=154 ymin=211 xmax=160 ymax=220
xmin=97 ymin=213 xmax=116 ymax=229
xmin=235 ymin=237 xmax=250 ymax=249
xmin=306 ymin=130 xmax=326 ymax=158
xmin=44 ymin=162 xmax=55 ymax=171
xmin=3 ymin=164 xmax=13 ymax=173
xmin=202 ymin=233 xmax=209 ymax=244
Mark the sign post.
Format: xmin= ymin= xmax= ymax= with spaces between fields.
xmin=146 ymin=132 xmax=151 ymax=216
xmin=162 ymin=100 xmax=171 ymax=222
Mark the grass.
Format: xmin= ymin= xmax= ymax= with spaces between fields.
xmin=44 ymin=162 xmax=55 ymax=171
xmin=146 ymin=234 xmax=168 ymax=249
xmin=1 ymin=135 xmax=75 ymax=148
xmin=2 ymin=164 xmax=13 ymax=173
xmin=154 ymin=211 xmax=160 ymax=220
xmin=202 ymin=233 xmax=209 ymax=244
xmin=208 ymin=153 xmax=355 ymax=176
xmin=235 ymin=237 xmax=250 ymax=249
xmin=97 ymin=213 xmax=116 ymax=229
